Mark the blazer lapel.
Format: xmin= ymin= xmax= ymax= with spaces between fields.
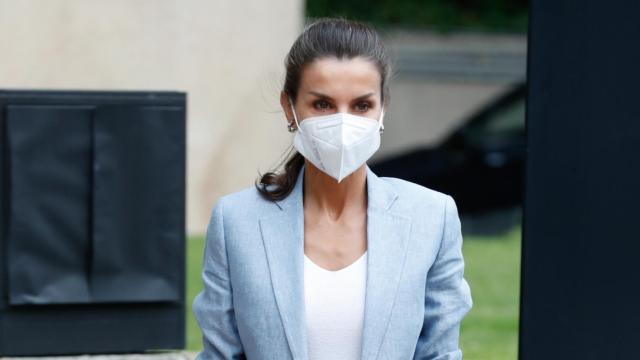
xmin=360 ymin=165 xmax=412 ymax=360
xmin=259 ymin=164 xmax=412 ymax=360
xmin=259 ymin=166 xmax=308 ymax=359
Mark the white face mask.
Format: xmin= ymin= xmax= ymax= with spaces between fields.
xmin=288 ymin=96 xmax=385 ymax=182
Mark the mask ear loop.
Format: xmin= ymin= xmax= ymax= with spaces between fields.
xmin=288 ymin=96 xmax=302 ymax=133
xmin=379 ymin=107 xmax=385 ymax=134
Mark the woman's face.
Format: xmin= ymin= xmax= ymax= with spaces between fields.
xmin=282 ymin=56 xmax=383 ymax=128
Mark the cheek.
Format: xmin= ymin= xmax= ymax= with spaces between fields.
xmin=296 ymin=106 xmax=316 ymax=121
xmin=288 ymin=101 xmax=311 ymax=122
xmin=297 ymin=101 xmax=332 ymax=120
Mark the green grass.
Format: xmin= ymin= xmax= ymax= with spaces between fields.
xmin=186 ymin=234 xmax=206 ymax=352
xmin=186 ymin=224 xmax=522 ymax=358
xmin=460 ymin=224 xmax=521 ymax=360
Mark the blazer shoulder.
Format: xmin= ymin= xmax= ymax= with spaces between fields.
xmin=210 ymin=183 xmax=276 ymax=221
xmin=380 ymin=176 xmax=452 ymax=208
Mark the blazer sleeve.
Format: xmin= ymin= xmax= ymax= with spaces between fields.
xmin=413 ymin=195 xmax=473 ymax=360
xmin=192 ymin=197 xmax=247 ymax=360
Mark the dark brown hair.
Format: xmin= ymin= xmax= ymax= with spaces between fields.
xmin=254 ymin=17 xmax=392 ymax=201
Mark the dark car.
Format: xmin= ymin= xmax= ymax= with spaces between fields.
xmin=370 ymin=82 xmax=526 ymax=216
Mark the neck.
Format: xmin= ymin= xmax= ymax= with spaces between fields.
xmin=302 ymin=162 xmax=368 ymax=220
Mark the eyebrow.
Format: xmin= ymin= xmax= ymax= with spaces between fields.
xmin=308 ymin=91 xmax=376 ymax=101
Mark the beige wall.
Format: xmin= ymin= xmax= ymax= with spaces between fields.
xmin=0 ymin=3 xmax=525 ymax=235
xmin=0 ymin=0 xmax=304 ymax=235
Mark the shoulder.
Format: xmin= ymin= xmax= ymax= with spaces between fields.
xmin=208 ymin=183 xmax=277 ymax=223
xmin=382 ymin=176 xmax=450 ymax=202
xmin=380 ymin=176 xmax=457 ymax=215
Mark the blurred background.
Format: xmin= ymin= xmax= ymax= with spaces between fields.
xmin=0 ymin=0 xmax=526 ymax=358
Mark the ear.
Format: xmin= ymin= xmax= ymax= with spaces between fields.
xmin=280 ymin=91 xmax=294 ymax=126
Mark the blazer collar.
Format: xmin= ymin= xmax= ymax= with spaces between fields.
xmin=272 ymin=163 xmax=399 ymax=213
xmin=259 ymin=163 xmax=412 ymax=360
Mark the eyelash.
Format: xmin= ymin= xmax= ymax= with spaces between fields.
xmin=355 ymin=102 xmax=371 ymax=111
xmin=313 ymin=100 xmax=372 ymax=112
xmin=314 ymin=100 xmax=331 ymax=110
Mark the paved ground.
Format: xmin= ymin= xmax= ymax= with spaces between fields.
xmin=0 ymin=351 xmax=199 ymax=360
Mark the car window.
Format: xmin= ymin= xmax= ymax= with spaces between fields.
xmin=463 ymin=97 xmax=525 ymax=147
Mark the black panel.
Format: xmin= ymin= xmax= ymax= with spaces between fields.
xmin=91 ymin=106 xmax=184 ymax=303
xmin=0 ymin=90 xmax=186 ymax=355
xmin=6 ymin=105 xmax=94 ymax=305
xmin=1 ymin=304 xmax=184 ymax=355
xmin=520 ymin=1 xmax=640 ymax=359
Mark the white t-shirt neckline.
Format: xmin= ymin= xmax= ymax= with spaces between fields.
xmin=304 ymin=249 xmax=368 ymax=360
xmin=303 ymin=251 xmax=367 ymax=273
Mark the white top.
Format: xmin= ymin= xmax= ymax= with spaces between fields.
xmin=303 ymin=251 xmax=368 ymax=360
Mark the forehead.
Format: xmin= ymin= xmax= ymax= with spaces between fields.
xmin=299 ymin=56 xmax=381 ymax=97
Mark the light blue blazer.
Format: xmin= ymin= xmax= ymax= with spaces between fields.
xmin=192 ymin=164 xmax=473 ymax=360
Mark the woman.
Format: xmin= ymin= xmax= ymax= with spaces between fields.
xmin=193 ymin=17 xmax=473 ymax=360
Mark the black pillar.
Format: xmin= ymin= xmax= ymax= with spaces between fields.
xmin=520 ymin=1 xmax=640 ymax=359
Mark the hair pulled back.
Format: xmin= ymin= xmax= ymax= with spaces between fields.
xmin=255 ymin=17 xmax=392 ymax=201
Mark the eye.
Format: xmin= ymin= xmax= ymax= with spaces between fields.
xmin=355 ymin=101 xmax=371 ymax=112
xmin=313 ymin=100 xmax=332 ymax=110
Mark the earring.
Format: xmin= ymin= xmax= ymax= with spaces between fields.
xmin=287 ymin=121 xmax=297 ymax=132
